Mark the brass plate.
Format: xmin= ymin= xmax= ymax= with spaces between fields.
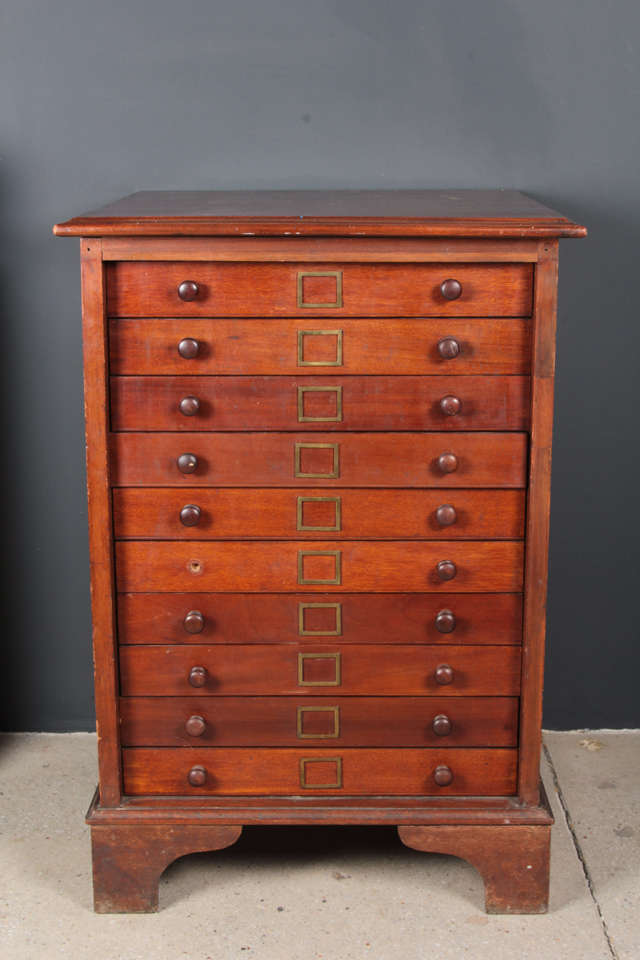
xmin=299 ymin=756 xmax=343 ymax=789
xmin=297 ymin=496 xmax=342 ymax=532
xmin=297 ymin=652 xmax=342 ymax=687
xmin=296 ymin=705 xmax=341 ymax=739
xmin=297 ymin=329 xmax=344 ymax=367
xmin=298 ymin=602 xmax=343 ymax=637
xmin=297 ymin=550 xmax=342 ymax=585
xmin=297 ymin=270 xmax=343 ymax=309
xmin=294 ymin=442 xmax=340 ymax=479
xmin=297 ymin=385 xmax=343 ymax=423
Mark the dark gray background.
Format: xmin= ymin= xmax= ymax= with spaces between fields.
xmin=1 ymin=0 xmax=637 ymax=731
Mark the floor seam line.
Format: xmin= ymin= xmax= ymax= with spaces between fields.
xmin=543 ymin=741 xmax=619 ymax=960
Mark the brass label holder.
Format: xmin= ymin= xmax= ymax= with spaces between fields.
xmin=297 ymin=652 xmax=342 ymax=686
xmin=297 ymin=329 xmax=344 ymax=366
xmin=298 ymin=602 xmax=343 ymax=637
xmin=297 ymin=550 xmax=342 ymax=585
xmin=296 ymin=705 xmax=341 ymax=739
xmin=294 ymin=442 xmax=340 ymax=479
xmin=297 ymin=385 xmax=343 ymax=423
xmin=297 ymin=270 xmax=343 ymax=309
xmin=299 ymin=756 xmax=343 ymax=789
xmin=297 ymin=496 xmax=342 ymax=532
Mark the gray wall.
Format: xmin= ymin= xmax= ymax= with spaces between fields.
xmin=1 ymin=0 xmax=638 ymax=731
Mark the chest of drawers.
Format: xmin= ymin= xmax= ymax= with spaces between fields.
xmin=54 ymin=190 xmax=585 ymax=914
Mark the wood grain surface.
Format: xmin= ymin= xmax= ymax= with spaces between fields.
xmin=122 ymin=746 xmax=518 ymax=796
xmin=113 ymin=488 xmax=525 ymax=540
xmin=106 ymin=261 xmax=533 ymax=317
xmin=110 ymin=431 xmax=528 ymax=487
xmin=116 ymin=592 xmax=523 ymax=645
xmin=119 ymin=695 xmax=518 ymax=747
xmin=115 ymin=539 xmax=524 ymax=593
xmin=110 ymin=375 xmax=529 ymax=432
xmin=109 ymin=316 xmax=531 ymax=375
xmin=118 ymin=644 xmax=521 ymax=696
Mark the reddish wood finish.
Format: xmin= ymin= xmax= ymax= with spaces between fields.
xmin=110 ymin=375 xmax=529 ymax=432
xmin=518 ymin=242 xmax=559 ymax=805
xmin=119 ymin=644 xmax=521 ymax=697
xmin=53 ymin=189 xmax=586 ymax=238
xmin=55 ymin=192 xmax=584 ymax=914
xmin=117 ymin=592 xmax=523 ymax=645
xmin=106 ymin=261 xmax=533 ymax=318
xmin=122 ymin=747 xmax=517 ymax=797
xmin=91 ymin=823 xmax=242 ymax=912
xmin=119 ymin=696 xmax=518 ymax=747
xmin=110 ymin=431 xmax=528 ymax=487
xmin=398 ymin=823 xmax=551 ymax=913
xmin=80 ymin=241 xmax=121 ymax=807
xmin=113 ymin=489 xmax=525 ymax=540
xmin=109 ymin=317 xmax=531 ymax=375
xmin=115 ymin=540 xmax=524 ymax=593
xmin=100 ymin=236 xmax=543 ymax=263
xmin=87 ymin=786 xmax=552 ymax=825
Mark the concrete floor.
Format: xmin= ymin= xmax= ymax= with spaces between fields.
xmin=0 ymin=732 xmax=637 ymax=960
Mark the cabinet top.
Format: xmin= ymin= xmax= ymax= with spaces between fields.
xmin=53 ymin=189 xmax=586 ymax=239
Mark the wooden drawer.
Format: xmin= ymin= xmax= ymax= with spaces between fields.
xmin=117 ymin=592 xmax=523 ymax=645
xmin=113 ymin=488 xmax=525 ymax=540
xmin=122 ymin=746 xmax=518 ymax=796
xmin=110 ymin=431 xmax=528 ymax=487
xmin=109 ymin=317 xmax=531 ymax=375
xmin=110 ymin=375 xmax=529 ymax=432
xmin=106 ymin=261 xmax=533 ymax=318
xmin=115 ymin=540 xmax=523 ymax=593
xmin=119 ymin=644 xmax=521 ymax=696
xmin=119 ymin=696 xmax=519 ymax=747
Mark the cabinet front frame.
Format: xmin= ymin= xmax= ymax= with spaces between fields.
xmin=82 ymin=235 xmax=554 ymax=811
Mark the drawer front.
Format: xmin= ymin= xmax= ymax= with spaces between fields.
xmin=106 ymin=261 xmax=533 ymax=318
xmin=117 ymin=592 xmax=523 ymax=645
xmin=110 ymin=432 xmax=528 ymax=487
xmin=110 ymin=375 xmax=529 ymax=432
xmin=109 ymin=317 xmax=531 ymax=375
xmin=113 ymin=489 xmax=525 ymax=540
xmin=119 ymin=644 xmax=521 ymax=696
xmin=115 ymin=540 xmax=524 ymax=593
xmin=119 ymin=696 xmax=519 ymax=747
xmin=122 ymin=746 xmax=517 ymax=796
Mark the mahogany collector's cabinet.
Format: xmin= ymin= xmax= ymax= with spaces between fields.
xmin=54 ymin=190 xmax=585 ymax=914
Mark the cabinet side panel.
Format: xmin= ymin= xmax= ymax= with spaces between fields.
xmin=518 ymin=241 xmax=558 ymax=803
xmin=81 ymin=239 xmax=121 ymax=805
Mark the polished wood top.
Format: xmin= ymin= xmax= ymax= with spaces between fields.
xmin=54 ymin=189 xmax=586 ymax=238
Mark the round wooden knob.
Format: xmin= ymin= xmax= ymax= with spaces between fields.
xmin=179 ymin=396 xmax=200 ymax=417
xmin=435 ymin=609 xmax=456 ymax=634
xmin=188 ymin=764 xmax=207 ymax=786
xmin=434 ymin=764 xmax=454 ymax=786
xmin=183 ymin=610 xmax=205 ymax=634
xmin=435 ymin=663 xmax=454 ymax=685
xmin=185 ymin=715 xmax=207 ymax=737
xmin=177 ymin=453 xmax=198 ymax=474
xmin=436 ymin=453 xmax=458 ymax=474
xmin=436 ymin=560 xmax=457 ymax=581
xmin=432 ymin=714 xmax=452 ymax=737
xmin=188 ymin=665 xmax=207 ymax=688
xmin=178 ymin=338 xmax=200 ymax=359
xmin=437 ymin=337 xmax=460 ymax=359
xmin=439 ymin=395 xmax=461 ymax=416
xmin=440 ymin=278 xmax=462 ymax=300
xmin=180 ymin=504 xmax=201 ymax=527
xmin=178 ymin=280 xmax=199 ymax=302
xmin=435 ymin=504 xmax=457 ymax=527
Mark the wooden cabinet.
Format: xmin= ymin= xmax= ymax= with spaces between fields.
xmin=54 ymin=189 xmax=585 ymax=914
